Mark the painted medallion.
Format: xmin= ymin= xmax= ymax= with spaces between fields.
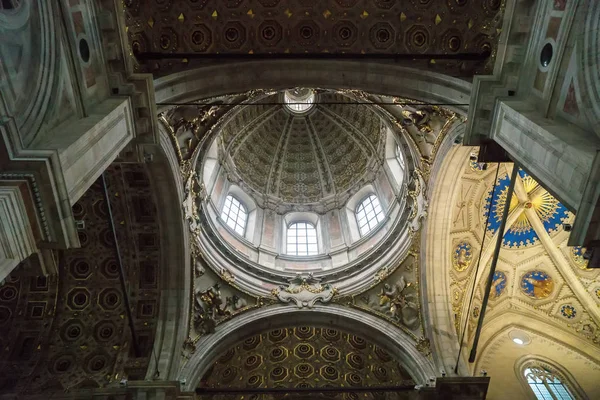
xmin=520 ymin=271 xmax=554 ymax=299
xmin=560 ymin=305 xmax=577 ymax=319
xmin=570 ymin=246 xmax=589 ymax=269
xmin=491 ymin=271 xmax=507 ymax=299
xmin=452 ymin=241 xmax=473 ymax=272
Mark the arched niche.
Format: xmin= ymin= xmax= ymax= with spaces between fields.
xmin=177 ymin=304 xmax=436 ymax=391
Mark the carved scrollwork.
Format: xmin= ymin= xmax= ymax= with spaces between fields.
xmin=272 ymin=273 xmax=338 ymax=308
xmin=407 ymin=169 xmax=428 ymax=233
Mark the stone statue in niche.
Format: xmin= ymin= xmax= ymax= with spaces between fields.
xmin=193 ymin=283 xmax=230 ymax=334
xmin=374 ymin=276 xmax=419 ymax=329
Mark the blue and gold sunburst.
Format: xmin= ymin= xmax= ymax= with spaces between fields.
xmin=483 ymin=169 xmax=569 ymax=248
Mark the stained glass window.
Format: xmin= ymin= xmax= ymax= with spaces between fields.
xmin=356 ymin=195 xmax=385 ymax=236
xmin=287 ymin=222 xmax=318 ymax=256
xmin=221 ymin=195 xmax=247 ymax=236
xmin=524 ymin=366 xmax=574 ymax=400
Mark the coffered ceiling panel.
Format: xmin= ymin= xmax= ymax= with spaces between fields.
xmin=124 ymin=0 xmax=505 ymax=77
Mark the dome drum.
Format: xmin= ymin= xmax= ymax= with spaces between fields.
xmin=190 ymin=88 xmax=433 ymax=297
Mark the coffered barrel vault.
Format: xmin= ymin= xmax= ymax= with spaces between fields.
xmin=124 ymin=0 xmax=504 ymax=76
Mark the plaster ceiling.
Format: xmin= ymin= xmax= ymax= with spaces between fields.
xmin=124 ymin=0 xmax=505 ymax=77
xmin=200 ymin=326 xmax=414 ymax=398
xmin=219 ymin=90 xmax=385 ymax=209
xmin=447 ymin=153 xmax=600 ymax=360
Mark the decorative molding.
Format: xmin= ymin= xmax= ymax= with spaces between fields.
xmin=0 ymin=186 xmax=37 ymax=281
xmin=271 ymin=274 xmax=337 ymax=308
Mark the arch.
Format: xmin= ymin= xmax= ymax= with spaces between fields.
xmin=154 ymin=61 xmax=471 ymax=116
xmin=143 ymin=130 xmax=191 ymax=380
xmin=384 ymin=126 xmax=407 ymax=191
xmin=177 ymin=304 xmax=436 ymax=391
xmin=344 ymin=184 xmax=381 ymax=243
xmin=575 ymin=0 xmax=600 ymax=137
xmin=282 ymin=212 xmax=323 ymax=257
xmin=220 ymin=194 xmax=248 ymax=237
xmin=355 ymin=194 xmax=385 ymax=237
xmin=285 ymin=221 xmax=318 ymax=256
xmin=515 ymin=356 xmax=587 ymax=400
xmin=213 ymin=184 xmax=258 ymax=243
xmin=421 ymin=141 xmax=472 ymax=376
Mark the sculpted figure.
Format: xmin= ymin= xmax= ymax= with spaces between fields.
xmin=456 ymin=248 xmax=469 ymax=270
xmin=193 ymin=283 xmax=230 ymax=334
xmin=226 ymin=295 xmax=248 ymax=311
xmin=376 ymin=276 xmax=419 ymax=328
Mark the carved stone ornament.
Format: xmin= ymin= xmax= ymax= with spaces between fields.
xmin=272 ymin=273 xmax=338 ymax=308
xmin=182 ymin=170 xmax=204 ymax=235
xmin=374 ymin=276 xmax=419 ymax=329
xmin=193 ymin=283 xmax=230 ymax=334
xmin=407 ymin=169 xmax=428 ymax=233
xmin=416 ymin=336 xmax=431 ymax=356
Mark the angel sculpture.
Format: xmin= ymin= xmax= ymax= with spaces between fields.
xmin=377 ymin=276 xmax=419 ymax=329
xmin=193 ymin=283 xmax=230 ymax=334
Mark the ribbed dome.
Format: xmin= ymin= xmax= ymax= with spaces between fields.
xmin=219 ymin=91 xmax=385 ymax=211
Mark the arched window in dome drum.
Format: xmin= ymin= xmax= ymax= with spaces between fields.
xmin=286 ymin=222 xmax=318 ymax=256
xmin=220 ymin=195 xmax=247 ymax=236
xmin=395 ymin=144 xmax=406 ymax=171
xmin=524 ymin=365 xmax=574 ymax=400
xmin=356 ymin=194 xmax=385 ymax=236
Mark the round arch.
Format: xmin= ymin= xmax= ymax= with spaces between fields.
xmin=421 ymin=133 xmax=471 ymax=377
xmin=177 ymin=304 xmax=437 ymax=391
xmin=154 ymin=60 xmax=471 ymax=116
xmin=153 ymin=61 xmax=470 ymax=383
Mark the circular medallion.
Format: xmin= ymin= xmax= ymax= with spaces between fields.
xmin=560 ymin=304 xmax=577 ymax=319
xmin=570 ymin=246 xmax=589 ymax=269
xmin=452 ymin=241 xmax=473 ymax=272
xmin=520 ymin=271 xmax=554 ymax=299
xmin=491 ymin=271 xmax=507 ymax=299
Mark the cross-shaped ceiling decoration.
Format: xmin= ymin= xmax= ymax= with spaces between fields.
xmin=450 ymin=159 xmax=600 ymax=349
